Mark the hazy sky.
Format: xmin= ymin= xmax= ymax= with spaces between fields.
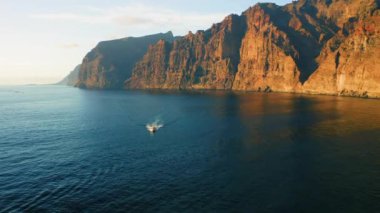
xmin=0 ymin=0 xmax=290 ymax=85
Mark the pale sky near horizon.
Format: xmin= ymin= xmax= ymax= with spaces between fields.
xmin=0 ymin=0 xmax=290 ymax=85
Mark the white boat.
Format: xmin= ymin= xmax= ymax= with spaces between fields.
xmin=146 ymin=122 xmax=163 ymax=133
xmin=146 ymin=125 xmax=158 ymax=133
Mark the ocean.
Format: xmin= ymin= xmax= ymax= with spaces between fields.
xmin=1 ymin=85 xmax=380 ymax=212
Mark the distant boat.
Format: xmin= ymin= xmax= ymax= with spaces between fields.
xmin=146 ymin=122 xmax=163 ymax=134
xmin=134 ymin=116 xmax=178 ymax=134
xmin=146 ymin=125 xmax=158 ymax=133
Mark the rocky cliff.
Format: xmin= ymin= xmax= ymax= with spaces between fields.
xmin=57 ymin=64 xmax=81 ymax=86
xmin=302 ymin=0 xmax=380 ymax=98
xmin=126 ymin=15 xmax=246 ymax=89
xmin=124 ymin=0 xmax=380 ymax=98
xmin=75 ymin=32 xmax=174 ymax=89
xmin=70 ymin=0 xmax=380 ymax=98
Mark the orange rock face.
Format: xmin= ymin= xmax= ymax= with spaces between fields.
xmin=303 ymin=0 xmax=380 ymax=98
xmin=232 ymin=4 xmax=302 ymax=92
xmin=75 ymin=0 xmax=380 ymax=98
xmin=76 ymin=32 xmax=174 ymax=89
xmin=126 ymin=15 xmax=245 ymax=89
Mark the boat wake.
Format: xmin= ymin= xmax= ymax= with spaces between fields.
xmin=146 ymin=119 xmax=164 ymax=134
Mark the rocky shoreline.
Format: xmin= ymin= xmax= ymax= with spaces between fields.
xmin=61 ymin=0 xmax=380 ymax=99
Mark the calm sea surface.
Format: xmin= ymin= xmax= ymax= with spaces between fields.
xmin=1 ymin=85 xmax=380 ymax=212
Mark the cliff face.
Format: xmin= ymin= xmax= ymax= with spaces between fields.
xmin=124 ymin=0 xmax=380 ymax=98
xmin=232 ymin=4 xmax=302 ymax=92
xmin=302 ymin=0 xmax=380 ymax=98
xmin=70 ymin=0 xmax=380 ymax=98
xmin=126 ymin=15 xmax=246 ymax=89
xmin=57 ymin=64 xmax=81 ymax=86
xmin=76 ymin=32 xmax=174 ymax=89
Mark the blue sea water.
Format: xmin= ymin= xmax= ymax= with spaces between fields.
xmin=0 ymin=85 xmax=380 ymax=212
